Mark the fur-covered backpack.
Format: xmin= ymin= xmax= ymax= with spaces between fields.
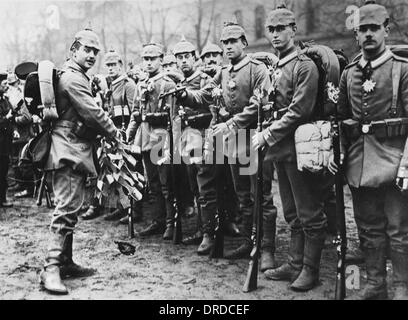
xmin=14 ymin=60 xmax=60 ymax=168
xmin=294 ymin=42 xmax=348 ymax=173
xmin=15 ymin=60 xmax=60 ymax=122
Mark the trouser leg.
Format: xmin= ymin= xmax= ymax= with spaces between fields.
xmin=143 ymin=151 xmax=165 ymax=224
xmin=45 ymin=166 xmax=85 ymax=268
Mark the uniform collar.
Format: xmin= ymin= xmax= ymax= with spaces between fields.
xmin=111 ymin=74 xmax=127 ymax=86
xmin=358 ymin=48 xmax=393 ymax=70
xmin=227 ymin=55 xmax=250 ymax=72
xmin=184 ymin=69 xmax=201 ymax=83
xmin=65 ymin=59 xmax=90 ymax=81
xmin=277 ymin=50 xmax=298 ymax=67
xmin=148 ymin=71 xmax=163 ymax=83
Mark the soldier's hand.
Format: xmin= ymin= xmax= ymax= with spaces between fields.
xmin=328 ymin=153 xmax=344 ymax=175
xmin=212 ymin=122 xmax=229 ymax=136
xmin=252 ymin=131 xmax=266 ymax=151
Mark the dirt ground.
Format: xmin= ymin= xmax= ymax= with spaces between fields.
xmin=0 ymin=178 xmax=366 ymax=301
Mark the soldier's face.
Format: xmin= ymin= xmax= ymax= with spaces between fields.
xmin=73 ymin=45 xmax=99 ymax=70
xmin=143 ymin=56 xmax=162 ymax=75
xmin=203 ymin=53 xmax=223 ymax=66
xmin=163 ymin=63 xmax=178 ymax=73
xmin=175 ymin=52 xmax=195 ymax=74
xmin=0 ymin=80 xmax=8 ymax=94
xmin=267 ymin=25 xmax=296 ymax=53
xmin=221 ymin=38 xmax=246 ymax=61
xmin=105 ymin=62 xmax=121 ymax=78
xmin=356 ymin=24 xmax=389 ymax=53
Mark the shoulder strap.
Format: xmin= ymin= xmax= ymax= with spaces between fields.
xmin=390 ymin=60 xmax=402 ymax=117
xmin=122 ymin=79 xmax=129 ymax=107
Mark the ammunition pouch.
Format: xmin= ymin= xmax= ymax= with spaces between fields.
xmin=111 ymin=105 xmax=130 ymax=120
xmin=184 ymin=113 xmax=213 ymax=130
xmin=341 ymin=117 xmax=408 ymax=140
xmin=71 ymin=121 xmax=98 ymax=140
xmin=144 ymin=112 xmax=168 ymax=127
xmin=262 ymin=105 xmax=288 ymax=128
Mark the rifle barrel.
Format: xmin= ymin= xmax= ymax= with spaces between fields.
xmin=333 ymin=118 xmax=347 ymax=300
xmin=243 ymin=95 xmax=264 ymax=293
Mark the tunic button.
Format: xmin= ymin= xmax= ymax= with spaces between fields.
xmin=364 ymin=111 xmax=368 ymax=116
xmin=364 ymin=102 xmax=368 ymax=107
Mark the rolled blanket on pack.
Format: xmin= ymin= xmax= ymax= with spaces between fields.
xmin=295 ymin=120 xmax=332 ymax=173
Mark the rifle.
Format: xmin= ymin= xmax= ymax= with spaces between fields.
xmin=243 ymin=89 xmax=264 ymax=293
xmin=328 ymin=83 xmax=347 ymax=300
xmin=159 ymin=86 xmax=186 ymax=244
xmin=209 ymin=86 xmax=225 ymax=259
xmin=36 ymin=171 xmax=53 ymax=208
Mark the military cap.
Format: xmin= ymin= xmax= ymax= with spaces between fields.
xmin=7 ymin=73 xmax=19 ymax=85
xmin=200 ymin=43 xmax=223 ymax=58
xmin=72 ymin=27 xmax=101 ymax=51
xmin=220 ymin=22 xmax=247 ymax=42
xmin=104 ymin=48 xmax=122 ymax=64
xmin=14 ymin=61 xmax=37 ymax=80
xmin=173 ymin=35 xmax=196 ymax=56
xmin=162 ymin=54 xmax=177 ymax=65
xmin=265 ymin=4 xmax=296 ymax=27
xmin=141 ymin=43 xmax=164 ymax=58
xmin=356 ymin=0 xmax=389 ymax=27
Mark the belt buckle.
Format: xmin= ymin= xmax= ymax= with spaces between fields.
xmin=361 ymin=124 xmax=371 ymax=134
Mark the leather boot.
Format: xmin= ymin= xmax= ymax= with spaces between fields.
xmin=182 ymin=230 xmax=203 ymax=245
xmin=119 ymin=205 xmax=143 ymax=225
xmin=390 ymin=250 xmax=408 ymax=300
xmin=261 ymin=216 xmax=276 ymax=272
xmin=138 ymin=220 xmax=165 ymax=237
xmin=59 ymin=234 xmax=96 ymax=279
xmin=81 ymin=205 xmax=100 ymax=220
xmin=163 ymin=223 xmax=174 ymax=240
xmin=197 ymin=233 xmax=214 ymax=255
xmin=346 ymin=246 xmax=388 ymax=300
xmin=224 ymin=215 xmax=252 ymax=259
xmin=265 ymin=230 xmax=304 ymax=282
xmin=224 ymin=241 xmax=252 ymax=259
xmin=290 ymin=234 xmax=325 ymax=291
xmin=260 ymin=251 xmax=277 ymax=272
xmin=39 ymin=265 xmax=68 ymax=295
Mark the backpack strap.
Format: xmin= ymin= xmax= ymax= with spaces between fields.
xmin=390 ymin=60 xmax=402 ymax=117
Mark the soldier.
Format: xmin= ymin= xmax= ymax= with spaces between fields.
xmin=0 ymin=72 xmax=14 ymax=208
xmin=329 ymin=0 xmax=408 ymax=300
xmin=200 ymin=42 xmax=242 ymax=239
xmin=127 ymin=43 xmax=177 ymax=239
xmin=39 ymin=27 xmax=121 ymax=294
xmin=200 ymin=42 xmax=224 ymax=77
xmin=162 ymin=54 xmax=179 ymax=73
xmin=171 ymin=36 xmax=215 ymax=253
xmin=83 ymin=48 xmax=139 ymax=222
xmin=180 ymin=22 xmax=276 ymax=260
xmin=6 ymin=73 xmax=34 ymax=198
xmin=252 ymin=5 xmax=330 ymax=291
